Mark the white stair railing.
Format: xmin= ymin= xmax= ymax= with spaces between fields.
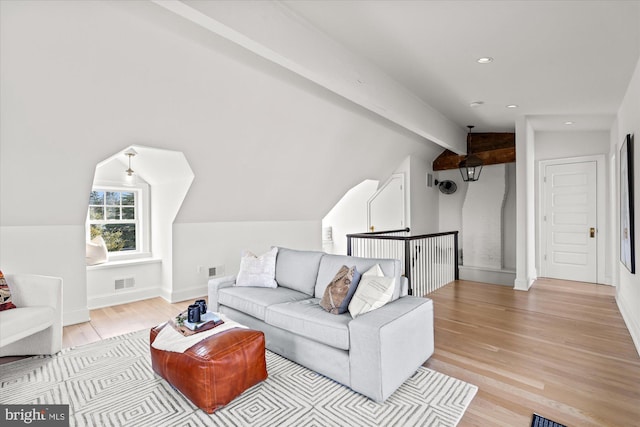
xmin=347 ymin=229 xmax=459 ymax=296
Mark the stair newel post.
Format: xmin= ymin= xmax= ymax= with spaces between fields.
xmin=404 ymin=238 xmax=412 ymax=295
xmin=454 ymin=231 xmax=459 ymax=280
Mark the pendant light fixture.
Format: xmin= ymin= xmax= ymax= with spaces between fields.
xmin=124 ymin=148 xmax=137 ymax=185
xmin=459 ymin=125 xmax=483 ymax=182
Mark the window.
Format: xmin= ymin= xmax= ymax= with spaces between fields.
xmin=88 ymin=187 xmax=148 ymax=257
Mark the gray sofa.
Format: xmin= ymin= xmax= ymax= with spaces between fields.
xmin=207 ymin=247 xmax=434 ymax=402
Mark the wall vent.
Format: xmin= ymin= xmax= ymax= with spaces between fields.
xmin=115 ymin=277 xmax=135 ymax=290
xmin=209 ymin=266 xmax=225 ymax=278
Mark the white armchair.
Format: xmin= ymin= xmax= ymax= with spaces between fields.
xmin=0 ymin=274 xmax=63 ymax=356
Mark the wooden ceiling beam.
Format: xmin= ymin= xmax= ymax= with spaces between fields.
xmin=433 ymin=132 xmax=515 ymax=171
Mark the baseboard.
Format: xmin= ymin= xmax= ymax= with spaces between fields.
xmin=163 ymin=285 xmax=208 ymax=303
xmin=616 ymin=294 xmax=640 ymax=358
xmin=63 ymin=307 xmax=90 ymax=326
xmin=459 ymin=266 xmax=516 ymax=286
xmin=87 ymin=288 xmax=161 ymax=310
xmin=514 ymin=277 xmax=531 ymax=291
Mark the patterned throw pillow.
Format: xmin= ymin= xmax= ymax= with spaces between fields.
xmin=320 ymin=265 xmax=361 ymax=315
xmin=348 ymin=264 xmax=395 ymax=318
xmin=0 ymin=270 xmax=17 ymax=311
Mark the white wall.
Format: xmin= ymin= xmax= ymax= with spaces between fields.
xmin=535 ymin=131 xmax=610 ymax=161
xmin=322 ymin=180 xmax=378 ymax=255
xmin=86 ymin=260 xmax=162 ymax=309
xmin=437 ymin=164 xmax=516 ymax=272
xmin=503 ymin=163 xmax=517 ymax=271
xmin=515 ymin=118 xmax=537 ymax=290
xmin=0 ymin=2 xmax=444 ymax=323
xmin=409 ymin=156 xmax=440 ymax=235
xmin=437 ymin=169 xmax=468 ymax=251
xmin=462 ymin=165 xmax=507 ymax=270
xmin=172 ymin=221 xmax=321 ymax=300
xmin=614 ymin=55 xmax=640 ymax=356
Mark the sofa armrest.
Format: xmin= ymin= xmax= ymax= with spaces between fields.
xmin=399 ymin=276 xmax=409 ymax=297
xmin=207 ymin=274 xmax=237 ymax=312
xmin=348 ymin=296 xmax=434 ymax=402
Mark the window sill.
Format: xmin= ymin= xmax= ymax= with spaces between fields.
xmin=86 ymin=257 xmax=161 ymax=271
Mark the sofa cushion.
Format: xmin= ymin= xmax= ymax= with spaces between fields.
xmin=265 ymin=299 xmax=351 ymax=350
xmin=218 ymin=287 xmax=309 ymax=321
xmin=314 ymin=255 xmax=401 ymax=301
xmin=275 ymin=247 xmax=324 ymax=296
xmin=0 ymin=306 xmax=54 ymax=347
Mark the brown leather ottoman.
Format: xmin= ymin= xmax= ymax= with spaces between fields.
xmin=150 ymin=324 xmax=267 ymax=413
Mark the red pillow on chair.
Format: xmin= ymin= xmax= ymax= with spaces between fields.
xmin=0 ymin=269 xmax=17 ymax=311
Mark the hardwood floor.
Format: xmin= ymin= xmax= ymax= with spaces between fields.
xmin=425 ymin=278 xmax=640 ymax=427
xmin=5 ymin=278 xmax=639 ymax=425
xmin=62 ymin=297 xmax=192 ymax=349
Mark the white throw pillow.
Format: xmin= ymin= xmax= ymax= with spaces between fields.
xmin=86 ymin=235 xmax=108 ymax=266
xmin=362 ymin=263 xmax=384 ymax=277
xmin=348 ymin=264 xmax=395 ymax=318
xmin=236 ymin=247 xmax=278 ymax=288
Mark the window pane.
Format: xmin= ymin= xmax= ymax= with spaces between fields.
xmin=121 ymin=192 xmax=135 ymax=206
xmin=90 ymin=224 xmax=103 ymax=240
xmin=89 ymin=191 xmax=104 ymax=205
xmin=106 ymin=207 xmax=120 ymax=220
xmin=89 ymin=207 xmax=104 ymax=220
xmin=122 ymin=207 xmax=135 ymax=220
xmin=106 ymin=192 xmax=120 ymax=205
xmin=103 ymin=224 xmax=136 ymax=252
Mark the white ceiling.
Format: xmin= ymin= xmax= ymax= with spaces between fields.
xmin=282 ymin=0 xmax=640 ymax=132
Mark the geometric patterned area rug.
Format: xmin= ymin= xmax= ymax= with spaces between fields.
xmin=0 ymin=329 xmax=478 ymax=426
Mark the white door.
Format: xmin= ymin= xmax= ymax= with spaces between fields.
xmin=367 ymin=174 xmax=405 ymax=232
xmin=543 ymin=161 xmax=597 ymax=282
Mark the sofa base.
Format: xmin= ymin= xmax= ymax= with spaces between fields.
xmin=220 ymin=307 xmax=351 ymax=387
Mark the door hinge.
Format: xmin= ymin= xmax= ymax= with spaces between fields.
xmin=543 ymin=215 xmax=547 ymax=222
xmin=544 ymin=254 xmax=547 ymax=261
xmin=544 ymin=176 xmax=547 ymax=183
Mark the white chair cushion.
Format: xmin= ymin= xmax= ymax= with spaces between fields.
xmin=0 ymin=306 xmax=55 ymax=347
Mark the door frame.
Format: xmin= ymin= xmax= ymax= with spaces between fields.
xmin=367 ymin=173 xmax=406 ymax=232
xmin=537 ymin=154 xmax=608 ymax=284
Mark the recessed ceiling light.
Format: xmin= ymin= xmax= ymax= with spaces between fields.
xmin=506 ymin=104 xmax=519 ymax=109
xmin=469 ymin=101 xmax=484 ymax=108
xmin=477 ymin=57 xmax=493 ymax=64
xmin=564 ymin=121 xmax=574 ymax=125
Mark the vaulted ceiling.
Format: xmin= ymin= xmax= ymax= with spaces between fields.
xmin=282 ymin=0 xmax=640 ymax=133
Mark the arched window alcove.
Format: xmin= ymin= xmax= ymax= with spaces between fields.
xmin=85 ymin=145 xmax=194 ymax=309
